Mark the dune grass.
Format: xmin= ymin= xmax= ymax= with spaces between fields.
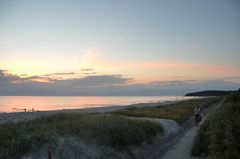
xmin=112 ymin=97 xmax=222 ymax=124
xmin=191 ymin=93 xmax=240 ymax=158
xmin=0 ymin=113 xmax=163 ymax=159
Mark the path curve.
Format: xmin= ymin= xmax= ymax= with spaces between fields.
xmin=128 ymin=117 xmax=180 ymax=137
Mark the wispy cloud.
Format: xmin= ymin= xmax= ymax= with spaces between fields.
xmin=81 ymin=69 xmax=94 ymax=72
xmin=43 ymin=72 xmax=76 ymax=76
xmin=83 ymin=72 xmax=96 ymax=75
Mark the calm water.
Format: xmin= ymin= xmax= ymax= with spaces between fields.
xmin=0 ymin=96 xmax=194 ymax=113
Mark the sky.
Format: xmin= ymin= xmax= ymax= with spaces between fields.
xmin=0 ymin=0 xmax=239 ymax=95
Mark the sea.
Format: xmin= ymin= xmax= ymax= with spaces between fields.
xmin=0 ymin=96 xmax=195 ymax=113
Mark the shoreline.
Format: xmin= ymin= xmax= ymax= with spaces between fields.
xmin=0 ymin=96 xmax=198 ymax=114
xmin=0 ymin=100 xmax=178 ymax=123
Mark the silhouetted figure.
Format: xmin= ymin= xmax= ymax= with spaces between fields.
xmin=194 ymin=105 xmax=202 ymax=127
xmin=48 ymin=147 xmax=52 ymax=159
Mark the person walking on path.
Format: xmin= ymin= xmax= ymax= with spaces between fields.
xmin=193 ymin=105 xmax=202 ymax=127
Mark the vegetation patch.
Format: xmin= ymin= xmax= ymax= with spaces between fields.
xmin=0 ymin=114 xmax=163 ymax=159
xmin=191 ymin=93 xmax=240 ymax=158
xmin=113 ymin=97 xmax=221 ymax=124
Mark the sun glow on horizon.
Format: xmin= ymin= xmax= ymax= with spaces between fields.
xmin=2 ymin=51 xmax=240 ymax=84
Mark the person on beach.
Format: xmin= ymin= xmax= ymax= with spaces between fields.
xmin=194 ymin=105 xmax=202 ymax=127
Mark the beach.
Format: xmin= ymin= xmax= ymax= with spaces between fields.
xmin=0 ymin=101 xmax=177 ymax=123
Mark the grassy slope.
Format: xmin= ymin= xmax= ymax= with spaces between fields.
xmin=113 ymin=97 xmax=222 ymax=124
xmin=191 ymin=93 xmax=240 ymax=158
xmin=0 ymin=114 xmax=163 ymax=159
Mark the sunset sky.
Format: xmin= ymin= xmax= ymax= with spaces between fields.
xmin=0 ymin=0 xmax=239 ymax=95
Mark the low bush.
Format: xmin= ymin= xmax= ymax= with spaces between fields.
xmin=0 ymin=114 xmax=163 ymax=159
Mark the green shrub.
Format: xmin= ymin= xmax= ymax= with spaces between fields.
xmin=191 ymin=117 xmax=211 ymax=157
xmin=0 ymin=114 xmax=163 ymax=159
xmin=0 ymin=122 xmax=54 ymax=159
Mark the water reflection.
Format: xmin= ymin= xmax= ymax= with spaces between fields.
xmin=0 ymin=96 xmax=193 ymax=113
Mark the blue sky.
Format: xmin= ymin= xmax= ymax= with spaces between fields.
xmin=0 ymin=0 xmax=239 ymax=95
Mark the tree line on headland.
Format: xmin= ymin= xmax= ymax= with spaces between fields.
xmin=185 ymin=89 xmax=240 ymax=96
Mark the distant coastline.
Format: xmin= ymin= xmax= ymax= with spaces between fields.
xmin=185 ymin=89 xmax=240 ymax=96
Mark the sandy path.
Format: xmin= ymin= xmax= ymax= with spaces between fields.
xmin=160 ymin=99 xmax=224 ymax=159
xmin=161 ymin=123 xmax=201 ymax=159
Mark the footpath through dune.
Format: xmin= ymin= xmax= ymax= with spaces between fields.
xmin=160 ymin=99 xmax=224 ymax=159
